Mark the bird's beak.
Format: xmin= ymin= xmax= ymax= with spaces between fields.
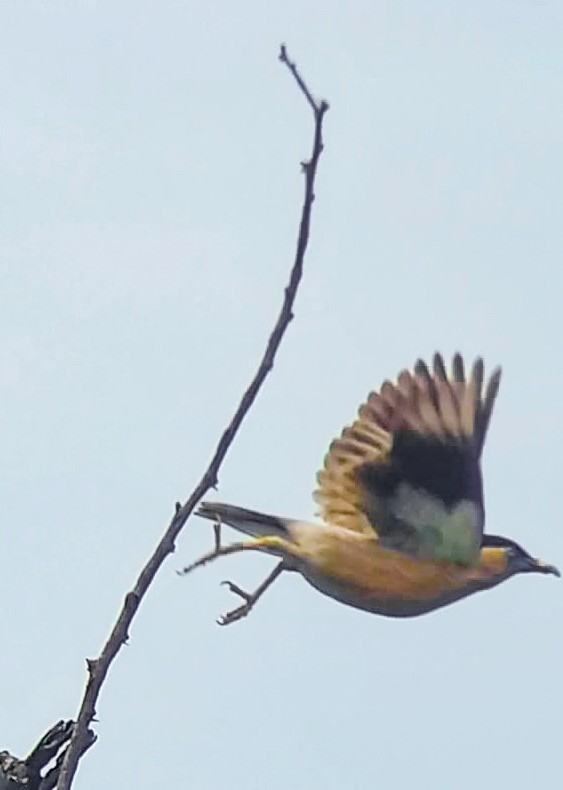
xmin=533 ymin=558 xmax=561 ymax=577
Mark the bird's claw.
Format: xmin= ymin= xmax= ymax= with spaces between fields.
xmin=216 ymin=580 xmax=256 ymax=626
xmin=221 ymin=580 xmax=252 ymax=602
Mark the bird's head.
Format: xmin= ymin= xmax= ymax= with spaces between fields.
xmin=480 ymin=534 xmax=560 ymax=580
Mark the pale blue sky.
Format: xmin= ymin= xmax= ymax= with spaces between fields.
xmin=1 ymin=2 xmax=563 ymax=788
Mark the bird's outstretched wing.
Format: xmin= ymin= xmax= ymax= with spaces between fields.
xmin=314 ymin=353 xmax=501 ymax=565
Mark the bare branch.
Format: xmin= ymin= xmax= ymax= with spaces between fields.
xmin=279 ymin=44 xmax=328 ymax=116
xmin=0 ymin=721 xmax=95 ymax=790
xmin=57 ymin=46 xmax=329 ymax=790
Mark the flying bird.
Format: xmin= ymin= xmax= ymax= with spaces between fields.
xmin=182 ymin=353 xmax=559 ymax=624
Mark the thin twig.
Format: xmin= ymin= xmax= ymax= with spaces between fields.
xmin=57 ymin=45 xmax=328 ymax=790
xmin=279 ymin=44 xmax=322 ymax=115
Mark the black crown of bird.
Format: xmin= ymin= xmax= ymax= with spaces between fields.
xmin=179 ymin=353 xmax=559 ymax=625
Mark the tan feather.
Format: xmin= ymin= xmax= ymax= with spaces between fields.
xmin=414 ymin=374 xmax=443 ymax=433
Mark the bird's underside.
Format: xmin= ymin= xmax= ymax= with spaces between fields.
xmin=180 ymin=352 xmax=558 ymax=625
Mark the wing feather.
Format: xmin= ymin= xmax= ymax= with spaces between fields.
xmin=314 ymin=354 xmax=501 ymax=555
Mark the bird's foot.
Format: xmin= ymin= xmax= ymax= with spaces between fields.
xmin=216 ymin=581 xmax=257 ymax=626
xmin=215 ymin=561 xmax=286 ymax=626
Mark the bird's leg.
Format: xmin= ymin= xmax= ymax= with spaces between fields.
xmin=178 ymin=534 xmax=301 ymax=576
xmin=213 ymin=518 xmax=222 ymax=552
xmin=217 ymin=561 xmax=286 ymax=626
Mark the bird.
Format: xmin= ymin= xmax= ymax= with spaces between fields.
xmin=181 ymin=352 xmax=559 ymax=625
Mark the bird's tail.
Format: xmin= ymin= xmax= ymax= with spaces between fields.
xmin=196 ymin=501 xmax=293 ymax=539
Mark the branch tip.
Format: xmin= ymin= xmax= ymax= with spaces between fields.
xmin=278 ymin=44 xmax=328 ymax=117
